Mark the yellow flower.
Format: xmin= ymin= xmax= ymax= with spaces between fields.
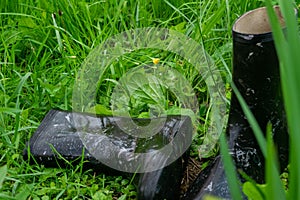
xmin=152 ymin=58 xmax=160 ymax=65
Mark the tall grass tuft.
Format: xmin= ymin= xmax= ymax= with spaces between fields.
xmin=220 ymin=0 xmax=300 ymax=199
xmin=266 ymin=0 xmax=300 ymax=199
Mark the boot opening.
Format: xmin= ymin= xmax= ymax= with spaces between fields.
xmin=233 ymin=6 xmax=285 ymax=34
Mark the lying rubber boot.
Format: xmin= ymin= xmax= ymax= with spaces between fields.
xmin=23 ymin=109 xmax=192 ymax=199
xmin=183 ymin=6 xmax=289 ymax=199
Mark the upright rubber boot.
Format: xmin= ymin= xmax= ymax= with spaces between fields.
xmin=183 ymin=6 xmax=289 ymax=199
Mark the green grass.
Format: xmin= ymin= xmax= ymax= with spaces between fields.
xmin=0 ymin=0 xmax=274 ymax=199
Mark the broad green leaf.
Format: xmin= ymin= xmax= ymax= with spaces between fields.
xmin=18 ymin=17 xmax=37 ymax=28
xmin=0 ymin=193 xmax=15 ymax=200
xmin=117 ymin=194 xmax=127 ymax=200
xmin=15 ymin=184 xmax=34 ymax=200
xmin=87 ymin=104 xmax=112 ymax=115
xmin=171 ymin=22 xmax=187 ymax=33
xmin=242 ymin=182 xmax=265 ymax=200
xmin=138 ymin=111 xmax=150 ymax=118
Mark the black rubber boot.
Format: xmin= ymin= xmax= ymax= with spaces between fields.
xmin=183 ymin=6 xmax=289 ymax=199
xmin=23 ymin=109 xmax=192 ymax=199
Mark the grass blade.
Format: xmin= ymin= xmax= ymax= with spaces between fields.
xmin=0 ymin=165 xmax=7 ymax=189
xmin=219 ymin=133 xmax=243 ymax=200
xmin=51 ymin=13 xmax=63 ymax=53
xmin=265 ymin=123 xmax=286 ymax=200
xmin=0 ymin=107 xmax=21 ymax=114
xmin=265 ymin=1 xmax=300 ymax=199
xmin=7 ymin=72 xmax=32 ymax=106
